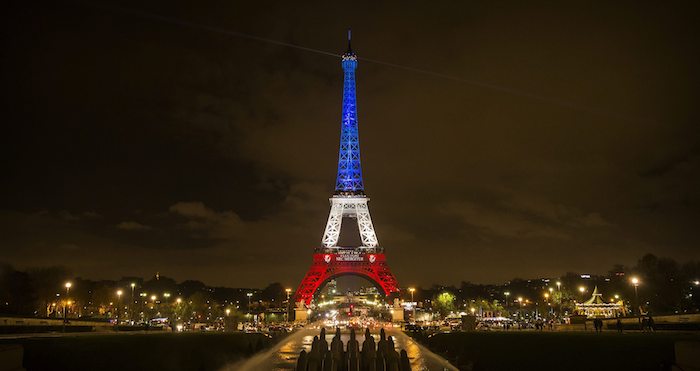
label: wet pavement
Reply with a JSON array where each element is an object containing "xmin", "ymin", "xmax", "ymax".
[{"xmin": 225, "ymin": 326, "xmax": 458, "ymax": 371}]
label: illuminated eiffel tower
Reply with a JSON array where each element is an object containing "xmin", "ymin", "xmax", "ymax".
[{"xmin": 294, "ymin": 31, "xmax": 400, "ymax": 305}]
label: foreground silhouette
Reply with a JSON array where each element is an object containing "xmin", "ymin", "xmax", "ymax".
[{"xmin": 296, "ymin": 327, "xmax": 411, "ymax": 371}]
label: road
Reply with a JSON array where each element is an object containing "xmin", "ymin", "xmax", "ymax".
[{"xmin": 224, "ymin": 326, "xmax": 458, "ymax": 371}]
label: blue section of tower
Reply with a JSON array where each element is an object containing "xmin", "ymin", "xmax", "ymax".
[{"xmin": 334, "ymin": 37, "xmax": 365, "ymax": 194}]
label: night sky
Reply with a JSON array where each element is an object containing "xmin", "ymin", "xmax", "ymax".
[{"xmin": 2, "ymin": 1, "xmax": 699, "ymax": 288}]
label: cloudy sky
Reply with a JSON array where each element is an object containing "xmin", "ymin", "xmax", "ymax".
[{"xmin": 2, "ymin": 0, "xmax": 698, "ymax": 288}]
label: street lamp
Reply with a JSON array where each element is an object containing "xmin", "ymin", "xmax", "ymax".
[
  {"xmin": 409, "ymin": 288, "xmax": 416, "ymax": 321},
  {"xmin": 504, "ymin": 292, "xmax": 510, "ymax": 308},
  {"xmin": 64, "ymin": 282, "xmax": 72, "ymax": 317},
  {"xmin": 63, "ymin": 282, "xmax": 72, "ymax": 319},
  {"xmin": 116, "ymin": 290, "xmax": 123, "ymax": 327},
  {"xmin": 246, "ymin": 293, "xmax": 253, "ymax": 310},
  {"xmin": 130, "ymin": 283, "xmax": 136, "ymax": 320},
  {"xmin": 630, "ymin": 277, "xmax": 640, "ymax": 316},
  {"xmin": 285, "ymin": 288, "xmax": 292, "ymax": 322},
  {"xmin": 556, "ymin": 281, "xmax": 561, "ymax": 291}
]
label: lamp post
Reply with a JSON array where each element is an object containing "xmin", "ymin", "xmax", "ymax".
[
  {"xmin": 116, "ymin": 290, "xmax": 123, "ymax": 329},
  {"xmin": 517, "ymin": 297, "xmax": 523, "ymax": 320},
  {"xmin": 408, "ymin": 288, "xmax": 416, "ymax": 322},
  {"xmin": 247, "ymin": 292, "xmax": 253, "ymax": 311},
  {"xmin": 151, "ymin": 295, "xmax": 157, "ymax": 321},
  {"xmin": 631, "ymin": 277, "xmax": 640, "ymax": 323},
  {"xmin": 63, "ymin": 282, "xmax": 72, "ymax": 321},
  {"xmin": 504, "ymin": 292, "xmax": 510, "ymax": 308},
  {"xmin": 130, "ymin": 283, "xmax": 136, "ymax": 320},
  {"xmin": 285, "ymin": 288, "xmax": 292, "ymax": 322}
]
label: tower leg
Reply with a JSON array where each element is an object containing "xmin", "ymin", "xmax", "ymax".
[
  {"xmin": 355, "ymin": 199, "xmax": 378, "ymax": 247},
  {"xmin": 321, "ymin": 200, "xmax": 344, "ymax": 248}
]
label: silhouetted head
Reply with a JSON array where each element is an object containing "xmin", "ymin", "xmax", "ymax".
[
  {"xmin": 336, "ymin": 327, "xmax": 341, "ymax": 337},
  {"xmin": 380, "ymin": 328, "xmax": 386, "ymax": 340},
  {"xmin": 350, "ymin": 328, "xmax": 356, "ymax": 339},
  {"xmin": 388, "ymin": 336, "xmax": 394, "ymax": 348},
  {"xmin": 320, "ymin": 327, "xmax": 326, "ymax": 337},
  {"xmin": 365, "ymin": 328, "xmax": 371, "ymax": 338}
]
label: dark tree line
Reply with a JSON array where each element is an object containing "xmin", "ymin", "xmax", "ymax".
[{"xmin": 0, "ymin": 262, "xmax": 287, "ymax": 318}]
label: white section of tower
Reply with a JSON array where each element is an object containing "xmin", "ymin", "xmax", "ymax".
[{"xmin": 321, "ymin": 196, "xmax": 379, "ymax": 248}]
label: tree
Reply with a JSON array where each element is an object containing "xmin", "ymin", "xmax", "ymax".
[{"xmin": 433, "ymin": 291, "xmax": 456, "ymax": 317}]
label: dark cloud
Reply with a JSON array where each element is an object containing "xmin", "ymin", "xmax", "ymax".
[{"xmin": 1, "ymin": 0, "xmax": 699, "ymax": 287}]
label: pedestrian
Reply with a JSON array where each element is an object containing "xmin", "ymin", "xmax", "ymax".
[
  {"xmin": 648, "ymin": 316, "xmax": 655, "ymax": 332},
  {"xmin": 616, "ymin": 318, "xmax": 623, "ymax": 333}
]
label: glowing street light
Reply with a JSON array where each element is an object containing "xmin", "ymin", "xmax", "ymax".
[
  {"xmin": 284, "ymin": 288, "xmax": 292, "ymax": 322},
  {"xmin": 64, "ymin": 282, "xmax": 72, "ymax": 297},
  {"xmin": 556, "ymin": 281, "xmax": 561, "ymax": 290},
  {"xmin": 630, "ymin": 276, "xmax": 640, "ymax": 316},
  {"xmin": 504, "ymin": 292, "xmax": 510, "ymax": 308},
  {"xmin": 116, "ymin": 290, "xmax": 123, "ymax": 325},
  {"xmin": 129, "ymin": 283, "xmax": 136, "ymax": 320},
  {"xmin": 247, "ymin": 292, "xmax": 253, "ymax": 310},
  {"xmin": 409, "ymin": 287, "xmax": 416, "ymax": 320}
]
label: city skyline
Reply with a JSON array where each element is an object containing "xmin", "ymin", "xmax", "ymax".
[{"xmin": 3, "ymin": 1, "xmax": 699, "ymax": 288}]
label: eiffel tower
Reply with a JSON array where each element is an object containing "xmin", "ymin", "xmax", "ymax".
[{"xmin": 294, "ymin": 31, "xmax": 400, "ymax": 305}]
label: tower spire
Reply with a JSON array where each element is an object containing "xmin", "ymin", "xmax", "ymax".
[{"xmin": 336, "ymin": 31, "xmax": 363, "ymax": 194}]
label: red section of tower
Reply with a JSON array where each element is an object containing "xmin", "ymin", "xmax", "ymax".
[{"xmin": 294, "ymin": 252, "xmax": 400, "ymax": 305}]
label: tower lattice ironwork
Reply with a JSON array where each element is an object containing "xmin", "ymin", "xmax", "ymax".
[{"xmin": 294, "ymin": 32, "xmax": 400, "ymax": 306}]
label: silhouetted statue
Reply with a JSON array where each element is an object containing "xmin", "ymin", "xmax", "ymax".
[
  {"xmin": 308, "ymin": 335, "xmax": 322, "ymax": 371},
  {"xmin": 399, "ymin": 349, "xmax": 411, "ymax": 371},
  {"xmin": 347, "ymin": 328, "xmax": 360, "ymax": 371},
  {"xmin": 361, "ymin": 328, "xmax": 377, "ymax": 371},
  {"xmin": 296, "ymin": 349, "xmax": 308, "ymax": 371},
  {"xmin": 320, "ymin": 328, "xmax": 329, "ymax": 357},
  {"xmin": 385, "ymin": 336, "xmax": 400, "ymax": 371},
  {"xmin": 323, "ymin": 350, "xmax": 333, "ymax": 371},
  {"xmin": 375, "ymin": 329, "xmax": 388, "ymax": 371},
  {"xmin": 331, "ymin": 327, "xmax": 344, "ymax": 370}
]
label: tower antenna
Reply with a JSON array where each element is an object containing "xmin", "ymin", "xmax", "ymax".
[{"xmin": 347, "ymin": 28, "xmax": 352, "ymax": 53}]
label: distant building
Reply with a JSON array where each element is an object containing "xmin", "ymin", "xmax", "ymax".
[{"xmin": 575, "ymin": 286, "xmax": 626, "ymax": 318}]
